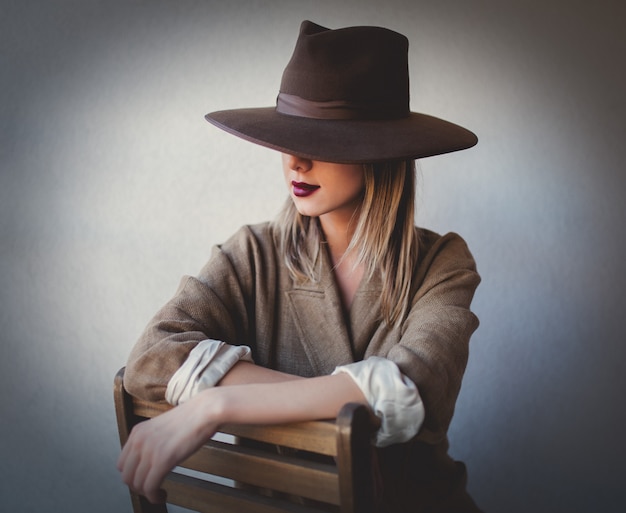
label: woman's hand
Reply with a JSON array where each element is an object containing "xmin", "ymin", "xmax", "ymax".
[
  {"xmin": 117, "ymin": 372, "xmax": 368, "ymax": 503},
  {"xmin": 116, "ymin": 389, "xmax": 221, "ymax": 503}
]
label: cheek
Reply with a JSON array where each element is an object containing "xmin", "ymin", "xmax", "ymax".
[{"xmin": 346, "ymin": 168, "xmax": 366, "ymax": 195}]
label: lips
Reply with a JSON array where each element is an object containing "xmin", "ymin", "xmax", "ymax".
[{"xmin": 292, "ymin": 181, "xmax": 320, "ymax": 197}]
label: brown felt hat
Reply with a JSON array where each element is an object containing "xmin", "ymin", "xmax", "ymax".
[{"xmin": 205, "ymin": 20, "xmax": 477, "ymax": 164}]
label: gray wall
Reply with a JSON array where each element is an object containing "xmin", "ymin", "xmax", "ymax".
[{"xmin": 1, "ymin": 1, "xmax": 624, "ymax": 511}]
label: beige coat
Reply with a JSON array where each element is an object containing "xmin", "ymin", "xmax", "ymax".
[{"xmin": 125, "ymin": 222, "xmax": 482, "ymax": 511}]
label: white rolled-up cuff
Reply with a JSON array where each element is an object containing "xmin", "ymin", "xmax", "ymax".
[
  {"xmin": 165, "ymin": 339, "xmax": 254, "ymax": 405},
  {"xmin": 332, "ymin": 356, "xmax": 425, "ymax": 447}
]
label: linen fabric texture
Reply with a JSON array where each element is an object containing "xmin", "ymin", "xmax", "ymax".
[
  {"xmin": 124, "ymin": 222, "xmax": 481, "ymax": 511},
  {"xmin": 126, "ymin": 222, "xmax": 479, "ymax": 444},
  {"xmin": 332, "ymin": 356, "xmax": 425, "ymax": 447},
  {"xmin": 166, "ymin": 338, "xmax": 425, "ymax": 447},
  {"xmin": 165, "ymin": 339, "xmax": 254, "ymax": 405}
]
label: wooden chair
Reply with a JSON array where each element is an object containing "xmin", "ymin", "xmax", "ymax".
[{"xmin": 114, "ymin": 367, "xmax": 380, "ymax": 513}]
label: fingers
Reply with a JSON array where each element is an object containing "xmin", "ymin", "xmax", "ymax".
[
  {"xmin": 117, "ymin": 425, "xmax": 168, "ymax": 504},
  {"xmin": 142, "ymin": 459, "xmax": 169, "ymax": 504},
  {"xmin": 116, "ymin": 392, "xmax": 221, "ymax": 504},
  {"xmin": 132, "ymin": 454, "xmax": 153, "ymax": 497}
]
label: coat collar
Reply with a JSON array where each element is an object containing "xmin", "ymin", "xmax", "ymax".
[{"xmin": 285, "ymin": 235, "xmax": 383, "ymax": 374}]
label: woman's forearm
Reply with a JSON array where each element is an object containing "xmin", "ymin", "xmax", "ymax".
[
  {"xmin": 118, "ymin": 371, "xmax": 368, "ymax": 503},
  {"xmin": 206, "ymin": 372, "xmax": 367, "ymax": 426},
  {"xmin": 216, "ymin": 360, "xmax": 305, "ymax": 386}
]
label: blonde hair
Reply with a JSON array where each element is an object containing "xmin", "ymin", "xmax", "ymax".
[{"xmin": 274, "ymin": 160, "xmax": 418, "ymax": 327}]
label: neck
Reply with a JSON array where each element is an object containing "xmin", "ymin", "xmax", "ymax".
[
  {"xmin": 319, "ymin": 213, "xmax": 364, "ymax": 312},
  {"xmin": 319, "ymin": 212, "xmax": 358, "ymax": 266}
]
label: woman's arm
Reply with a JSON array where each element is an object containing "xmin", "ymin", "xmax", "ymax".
[
  {"xmin": 117, "ymin": 372, "xmax": 366, "ymax": 504},
  {"xmin": 124, "ymin": 225, "xmax": 278, "ymax": 402},
  {"xmin": 385, "ymin": 231, "xmax": 481, "ymax": 443},
  {"xmin": 217, "ymin": 360, "xmax": 305, "ymax": 385}
]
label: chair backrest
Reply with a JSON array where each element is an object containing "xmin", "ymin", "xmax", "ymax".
[{"xmin": 114, "ymin": 367, "xmax": 379, "ymax": 513}]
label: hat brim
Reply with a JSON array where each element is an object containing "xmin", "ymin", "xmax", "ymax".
[{"xmin": 205, "ymin": 107, "xmax": 477, "ymax": 164}]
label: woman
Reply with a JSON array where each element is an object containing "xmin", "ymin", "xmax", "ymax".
[{"xmin": 118, "ymin": 20, "xmax": 482, "ymax": 512}]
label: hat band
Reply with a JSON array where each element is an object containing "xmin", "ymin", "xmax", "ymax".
[{"xmin": 276, "ymin": 92, "xmax": 408, "ymax": 120}]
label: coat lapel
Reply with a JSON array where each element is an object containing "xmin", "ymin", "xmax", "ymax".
[
  {"xmin": 286, "ymin": 240, "xmax": 354, "ymax": 375},
  {"xmin": 285, "ymin": 237, "xmax": 385, "ymax": 374},
  {"xmin": 349, "ymin": 270, "xmax": 384, "ymax": 360}
]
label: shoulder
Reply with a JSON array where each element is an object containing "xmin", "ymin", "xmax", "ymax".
[
  {"xmin": 217, "ymin": 222, "xmax": 280, "ymax": 254},
  {"xmin": 208, "ymin": 222, "xmax": 282, "ymax": 277},
  {"xmin": 415, "ymin": 227, "xmax": 472, "ymax": 252},
  {"xmin": 411, "ymin": 227, "xmax": 480, "ymax": 295},
  {"xmin": 194, "ymin": 222, "xmax": 283, "ymax": 289},
  {"xmin": 415, "ymin": 227, "xmax": 477, "ymax": 269}
]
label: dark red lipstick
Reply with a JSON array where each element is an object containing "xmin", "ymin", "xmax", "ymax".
[{"xmin": 292, "ymin": 181, "xmax": 320, "ymax": 197}]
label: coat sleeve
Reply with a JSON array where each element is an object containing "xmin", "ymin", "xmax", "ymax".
[
  {"xmin": 124, "ymin": 226, "xmax": 266, "ymax": 402},
  {"xmin": 385, "ymin": 231, "xmax": 481, "ymax": 444}
]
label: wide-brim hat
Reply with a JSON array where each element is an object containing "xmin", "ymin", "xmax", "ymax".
[{"xmin": 205, "ymin": 20, "xmax": 477, "ymax": 164}]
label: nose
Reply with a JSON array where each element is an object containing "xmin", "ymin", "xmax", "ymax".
[{"xmin": 285, "ymin": 154, "xmax": 313, "ymax": 172}]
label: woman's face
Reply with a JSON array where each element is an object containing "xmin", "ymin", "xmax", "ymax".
[{"xmin": 282, "ymin": 153, "xmax": 365, "ymax": 224}]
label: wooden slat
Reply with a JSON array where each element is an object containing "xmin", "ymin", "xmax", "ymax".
[
  {"xmin": 335, "ymin": 404, "xmax": 380, "ymax": 513},
  {"xmin": 163, "ymin": 472, "xmax": 328, "ymax": 513},
  {"xmin": 131, "ymin": 396, "xmax": 338, "ymax": 456},
  {"xmin": 221, "ymin": 421, "xmax": 337, "ymax": 456},
  {"xmin": 114, "ymin": 370, "xmax": 168, "ymax": 513},
  {"xmin": 115, "ymin": 368, "xmax": 379, "ymax": 513},
  {"xmin": 181, "ymin": 439, "xmax": 340, "ymax": 505}
]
